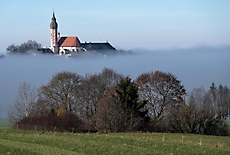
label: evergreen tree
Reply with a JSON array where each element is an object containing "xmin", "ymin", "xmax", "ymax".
[{"xmin": 116, "ymin": 77, "xmax": 148, "ymax": 131}]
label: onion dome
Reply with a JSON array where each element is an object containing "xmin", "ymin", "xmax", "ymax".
[{"xmin": 50, "ymin": 12, "xmax": 58, "ymax": 29}]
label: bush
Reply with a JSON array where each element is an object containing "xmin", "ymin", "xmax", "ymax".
[{"xmin": 14, "ymin": 114, "xmax": 95, "ymax": 133}]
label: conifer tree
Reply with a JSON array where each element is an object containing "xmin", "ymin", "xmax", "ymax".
[{"xmin": 116, "ymin": 77, "xmax": 148, "ymax": 131}]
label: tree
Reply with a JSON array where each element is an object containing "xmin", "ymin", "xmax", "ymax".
[
  {"xmin": 76, "ymin": 68, "xmax": 124, "ymax": 120},
  {"xmin": 8, "ymin": 82, "xmax": 37, "ymax": 123},
  {"xmin": 115, "ymin": 77, "xmax": 148, "ymax": 131},
  {"xmin": 77, "ymin": 73, "xmax": 105, "ymax": 120},
  {"xmin": 94, "ymin": 87, "xmax": 123, "ymax": 132},
  {"xmin": 209, "ymin": 82, "xmax": 217, "ymax": 113},
  {"xmin": 99, "ymin": 67, "xmax": 124, "ymax": 88},
  {"xmin": 190, "ymin": 86, "xmax": 206, "ymax": 108},
  {"xmin": 167, "ymin": 87, "xmax": 229, "ymax": 136},
  {"xmin": 95, "ymin": 77, "xmax": 148, "ymax": 132},
  {"xmin": 223, "ymin": 86, "xmax": 230, "ymax": 119},
  {"xmin": 135, "ymin": 71, "xmax": 186, "ymax": 125},
  {"xmin": 38, "ymin": 71, "xmax": 83, "ymax": 115},
  {"xmin": 6, "ymin": 40, "xmax": 42, "ymax": 54},
  {"xmin": 166, "ymin": 92, "xmax": 201, "ymax": 134},
  {"xmin": 29, "ymin": 97, "xmax": 51, "ymax": 117},
  {"xmin": 216, "ymin": 85, "xmax": 230, "ymax": 119}
]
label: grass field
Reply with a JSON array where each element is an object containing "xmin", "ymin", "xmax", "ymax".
[
  {"xmin": 0, "ymin": 129, "xmax": 229, "ymax": 155},
  {"xmin": 0, "ymin": 119, "xmax": 11, "ymax": 129}
]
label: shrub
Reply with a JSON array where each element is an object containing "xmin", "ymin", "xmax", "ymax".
[{"xmin": 14, "ymin": 114, "xmax": 94, "ymax": 133}]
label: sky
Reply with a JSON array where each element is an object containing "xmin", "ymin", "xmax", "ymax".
[{"xmin": 0, "ymin": 0, "xmax": 230, "ymax": 52}]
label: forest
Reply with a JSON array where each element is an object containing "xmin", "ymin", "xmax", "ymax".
[{"xmin": 8, "ymin": 68, "xmax": 230, "ymax": 136}]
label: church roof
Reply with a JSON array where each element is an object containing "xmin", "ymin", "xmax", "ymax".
[
  {"xmin": 37, "ymin": 48, "xmax": 53, "ymax": 54},
  {"xmin": 81, "ymin": 42, "xmax": 116, "ymax": 51},
  {"xmin": 57, "ymin": 37, "xmax": 81, "ymax": 47}
]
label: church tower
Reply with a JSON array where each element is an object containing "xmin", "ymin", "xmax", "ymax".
[{"xmin": 50, "ymin": 12, "xmax": 58, "ymax": 53}]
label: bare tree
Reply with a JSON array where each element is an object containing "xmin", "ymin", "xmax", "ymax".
[
  {"xmin": 223, "ymin": 86, "xmax": 230, "ymax": 119},
  {"xmin": 216, "ymin": 85, "xmax": 230, "ymax": 118},
  {"xmin": 77, "ymin": 73, "xmax": 105, "ymax": 120},
  {"xmin": 99, "ymin": 67, "xmax": 124, "ymax": 88},
  {"xmin": 166, "ymin": 94, "xmax": 200, "ymax": 133},
  {"xmin": 38, "ymin": 71, "xmax": 83, "ymax": 115},
  {"xmin": 167, "ymin": 87, "xmax": 229, "ymax": 136},
  {"xmin": 77, "ymin": 68, "xmax": 124, "ymax": 120},
  {"xmin": 8, "ymin": 82, "xmax": 37, "ymax": 123},
  {"xmin": 135, "ymin": 71, "xmax": 186, "ymax": 124},
  {"xmin": 29, "ymin": 98, "xmax": 51, "ymax": 117},
  {"xmin": 94, "ymin": 87, "xmax": 123, "ymax": 132},
  {"xmin": 190, "ymin": 86, "xmax": 206, "ymax": 108}
]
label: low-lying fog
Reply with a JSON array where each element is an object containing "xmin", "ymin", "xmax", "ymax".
[{"xmin": 1, "ymin": 46, "xmax": 230, "ymax": 118}]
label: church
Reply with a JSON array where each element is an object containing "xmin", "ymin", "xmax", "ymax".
[{"xmin": 38, "ymin": 12, "xmax": 116, "ymax": 56}]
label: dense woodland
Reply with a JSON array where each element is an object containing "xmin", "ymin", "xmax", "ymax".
[{"xmin": 8, "ymin": 68, "xmax": 230, "ymax": 136}]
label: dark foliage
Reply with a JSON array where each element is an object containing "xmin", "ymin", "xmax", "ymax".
[
  {"xmin": 15, "ymin": 114, "xmax": 94, "ymax": 133},
  {"xmin": 95, "ymin": 77, "xmax": 149, "ymax": 132},
  {"xmin": 6, "ymin": 40, "xmax": 42, "ymax": 54},
  {"xmin": 116, "ymin": 77, "xmax": 149, "ymax": 131}
]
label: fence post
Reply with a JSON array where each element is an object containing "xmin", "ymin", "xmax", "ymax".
[
  {"xmin": 88, "ymin": 129, "xmax": 90, "ymax": 135},
  {"xmin": 54, "ymin": 127, "xmax": 56, "ymax": 133}
]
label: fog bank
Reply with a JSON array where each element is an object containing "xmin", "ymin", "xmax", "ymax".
[{"xmin": 0, "ymin": 46, "xmax": 229, "ymax": 118}]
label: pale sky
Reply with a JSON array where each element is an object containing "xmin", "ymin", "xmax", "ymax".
[{"xmin": 0, "ymin": 0, "xmax": 230, "ymax": 53}]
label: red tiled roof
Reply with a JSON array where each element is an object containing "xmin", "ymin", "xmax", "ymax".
[{"xmin": 57, "ymin": 37, "xmax": 81, "ymax": 47}]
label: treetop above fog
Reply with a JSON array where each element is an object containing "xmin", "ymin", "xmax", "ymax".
[{"xmin": 6, "ymin": 40, "xmax": 42, "ymax": 54}]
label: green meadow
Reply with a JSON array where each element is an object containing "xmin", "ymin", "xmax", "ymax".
[
  {"xmin": 0, "ymin": 119, "xmax": 229, "ymax": 154},
  {"xmin": 0, "ymin": 129, "xmax": 229, "ymax": 155},
  {"xmin": 0, "ymin": 119, "xmax": 11, "ymax": 129}
]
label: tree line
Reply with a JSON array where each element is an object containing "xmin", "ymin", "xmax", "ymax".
[
  {"xmin": 6, "ymin": 40, "xmax": 42, "ymax": 54},
  {"xmin": 8, "ymin": 68, "xmax": 230, "ymax": 135}
]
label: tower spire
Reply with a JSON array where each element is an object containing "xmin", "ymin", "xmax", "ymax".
[
  {"xmin": 52, "ymin": 11, "xmax": 56, "ymax": 19},
  {"xmin": 50, "ymin": 11, "xmax": 58, "ymax": 53},
  {"xmin": 50, "ymin": 11, "xmax": 58, "ymax": 29}
]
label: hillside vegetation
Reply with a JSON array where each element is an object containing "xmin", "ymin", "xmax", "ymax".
[
  {"xmin": 0, "ymin": 129, "xmax": 229, "ymax": 155},
  {"xmin": 9, "ymin": 70, "xmax": 230, "ymax": 136}
]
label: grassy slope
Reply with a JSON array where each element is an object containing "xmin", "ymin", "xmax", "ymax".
[
  {"xmin": 0, "ymin": 119, "xmax": 11, "ymax": 129},
  {"xmin": 0, "ymin": 129, "xmax": 229, "ymax": 155}
]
